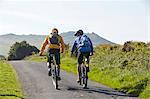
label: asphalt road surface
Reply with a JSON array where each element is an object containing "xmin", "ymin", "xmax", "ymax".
[{"xmin": 9, "ymin": 61, "xmax": 138, "ymax": 99}]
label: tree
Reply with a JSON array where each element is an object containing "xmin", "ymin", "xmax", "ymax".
[{"xmin": 8, "ymin": 41, "xmax": 39, "ymax": 60}]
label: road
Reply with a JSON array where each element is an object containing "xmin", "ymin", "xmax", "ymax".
[{"xmin": 9, "ymin": 61, "xmax": 138, "ymax": 99}]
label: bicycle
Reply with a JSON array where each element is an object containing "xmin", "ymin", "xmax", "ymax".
[
  {"xmin": 78, "ymin": 56, "xmax": 89, "ymax": 88},
  {"xmin": 50, "ymin": 54, "xmax": 59, "ymax": 89}
]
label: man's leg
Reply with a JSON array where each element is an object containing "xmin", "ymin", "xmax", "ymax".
[
  {"xmin": 47, "ymin": 50, "xmax": 52, "ymax": 76},
  {"xmin": 56, "ymin": 64, "xmax": 60, "ymax": 79},
  {"xmin": 85, "ymin": 52, "xmax": 90, "ymax": 72},
  {"xmin": 55, "ymin": 49, "xmax": 61, "ymax": 80},
  {"xmin": 77, "ymin": 52, "xmax": 83, "ymax": 82},
  {"xmin": 47, "ymin": 62, "xmax": 52, "ymax": 76},
  {"xmin": 77, "ymin": 63, "xmax": 81, "ymax": 82}
]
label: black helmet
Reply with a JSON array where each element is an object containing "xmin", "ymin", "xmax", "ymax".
[{"xmin": 74, "ymin": 29, "xmax": 83, "ymax": 36}]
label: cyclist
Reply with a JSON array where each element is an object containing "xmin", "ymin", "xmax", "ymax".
[
  {"xmin": 39, "ymin": 28, "xmax": 65, "ymax": 80},
  {"xmin": 71, "ymin": 29, "xmax": 93, "ymax": 83}
]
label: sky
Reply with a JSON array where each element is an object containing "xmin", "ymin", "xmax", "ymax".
[{"xmin": 0, "ymin": 0, "xmax": 149, "ymax": 44}]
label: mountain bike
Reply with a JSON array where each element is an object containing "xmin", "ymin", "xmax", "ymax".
[
  {"xmin": 79, "ymin": 56, "xmax": 89, "ymax": 88},
  {"xmin": 50, "ymin": 54, "xmax": 59, "ymax": 89}
]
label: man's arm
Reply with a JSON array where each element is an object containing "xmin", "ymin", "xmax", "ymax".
[
  {"xmin": 39, "ymin": 36, "xmax": 49, "ymax": 55},
  {"xmin": 71, "ymin": 40, "xmax": 77, "ymax": 54},
  {"xmin": 60, "ymin": 36, "xmax": 65, "ymax": 53}
]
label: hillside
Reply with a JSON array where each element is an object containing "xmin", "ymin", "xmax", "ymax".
[
  {"xmin": 61, "ymin": 31, "xmax": 114, "ymax": 45},
  {"xmin": 0, "ymin": 34, "xmax": 45, "ymax": 56},
  {"xmin": 0, "ymin": 32, "xmax": 114, "ymax": 56}
]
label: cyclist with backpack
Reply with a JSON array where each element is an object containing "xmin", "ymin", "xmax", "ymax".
[
  {"xmin": 39, "ymin": 28, "xmax": 65, "ymax": 80},
  {"xmin": 71, "ymin": 29, "xmax": 94, "ymax": 82}
]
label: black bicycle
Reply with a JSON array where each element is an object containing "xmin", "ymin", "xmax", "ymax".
[
  {"xmin": 50, "ymin": 54, "xmax": 59, "ymax": 89},
  {"xmin": 79, "ymin": 56, "xmax": 89, "ymax": 88}
]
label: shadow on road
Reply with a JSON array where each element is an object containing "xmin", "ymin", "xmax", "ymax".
[{"xmin": 66, "ymin": 86, "xmax": 138, "ymax": 98}]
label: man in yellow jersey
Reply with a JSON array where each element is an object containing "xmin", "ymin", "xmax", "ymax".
[{"xmin": 39, "ymin": 28, "xmax": 65, "ymax": 80}]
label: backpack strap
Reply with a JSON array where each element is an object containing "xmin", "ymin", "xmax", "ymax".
[
  {"xmin": 57, "ymin": 35, "xmax": 61, "ymax": 43},
  {"xmin": 78, "ymin": 36, "xmax": 82, "ymax": 44}
]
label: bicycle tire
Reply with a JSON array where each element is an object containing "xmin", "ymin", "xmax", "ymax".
[
  {"xmin": 51, "ymin": 54, "xmax": 58, "ymax": 89},
  {"xmin": 82, "ymin": 65, "xmax": 88, "ymax": 88},
  {"xmin": 52, "ymin": 66, "xmax": 58, "ymax": 89}
]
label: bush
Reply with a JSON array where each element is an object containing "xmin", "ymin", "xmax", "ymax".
[
  {"xmin": 8, "ymin": 41, "xmax": 39, "ymax": 60},
  {"xmin": 0, "ymin": 55, "xmax": 6, "ymax": 60}
]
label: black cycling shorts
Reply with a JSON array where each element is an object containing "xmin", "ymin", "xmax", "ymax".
[
  {"xmin": 77, "ymin": 52, "xmax": 90, "ymax": 64},
  {"xmin": 47, "ymin": 49, "xmax": 60, "ymax": 65}
]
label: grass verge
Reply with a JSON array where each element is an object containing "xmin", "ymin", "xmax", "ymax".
[{"xmin": 0, "ymin": 61, "xmax": 26, "ymax": 99}]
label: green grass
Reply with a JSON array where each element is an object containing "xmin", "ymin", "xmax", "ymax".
[
  {"xmin": 25, "ymin": 54, "xmax": 47, "ymax": 62},
  {"xmin": 25, "ymin": 52, "xmax": 77, "ymax": 74},
  {"xmin": 61, "ymin": 57, "xmax": 77, "ymax": 74},
  {"xmin": 26, "ymin": 42, "xmax": 150, "ymax": 99},
  {"xmin": 0, "ymin": 61, "xmax": 26, "ymax": 99},
  {"xmin": 140, "ymin": 85, "xmax": 150, "ymax": 98}
]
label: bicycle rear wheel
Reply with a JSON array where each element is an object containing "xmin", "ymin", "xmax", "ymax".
[
  {"xmin": 82, "ymin": 66, "xmax": 88, "ymax": 88},
  {"xmin": 52, "ymin": 66, "xmax": 58, "ymax": 89}
]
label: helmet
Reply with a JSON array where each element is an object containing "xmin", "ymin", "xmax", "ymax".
[{"xmin": 74, "ymin": 29, "xmax": 83, "ymax": 36}]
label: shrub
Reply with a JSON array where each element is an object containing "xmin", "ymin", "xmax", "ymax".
[{"xmin": 8, "ymin": 41, "xmax": 39, "ymax": 60}]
